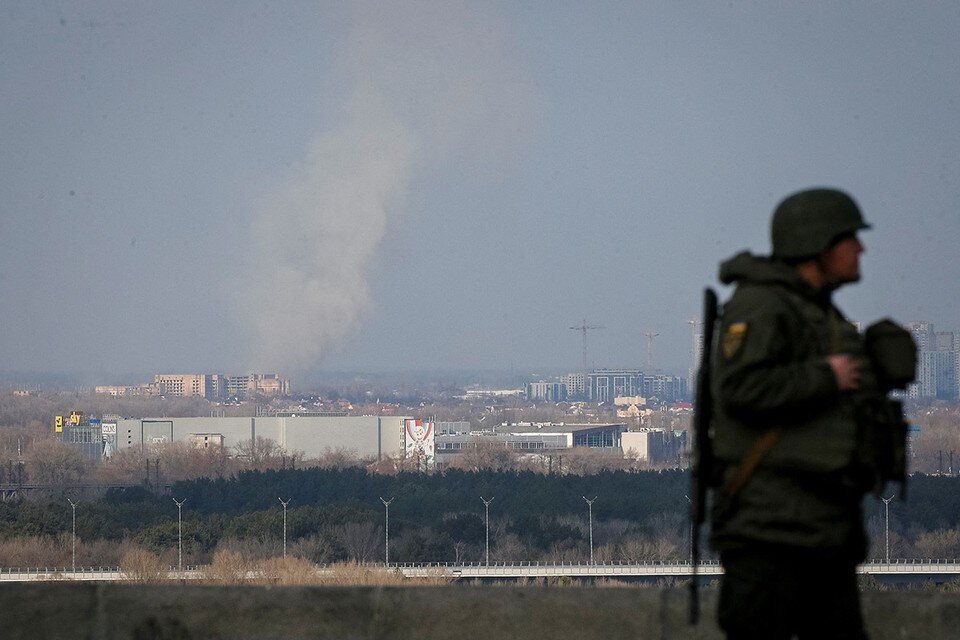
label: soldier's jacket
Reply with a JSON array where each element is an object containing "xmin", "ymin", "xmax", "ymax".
[{"xmin": 709, "ymin": 251, "xmax": 881, "ymax": 557}]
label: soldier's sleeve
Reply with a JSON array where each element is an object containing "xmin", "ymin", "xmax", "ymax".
[{"xmin": 716, "ymin": 293, "xmax": 838, "ymax": 421}]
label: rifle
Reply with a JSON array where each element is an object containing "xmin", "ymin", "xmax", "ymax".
[{"xmin": 689, "ymin": 288, "xmax": 718, "ymax": 625}]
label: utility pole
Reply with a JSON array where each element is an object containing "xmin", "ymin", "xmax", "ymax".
[
  {"xmin": 882, "ymin": 495, "xmax": 894, "ymax": 563},
  {"xmin": 67, "ymin": 498, "xmax": 78, "ymax": 572},
  {"xmin": 278, "ymin": 498, "xmax": 292, "ymax": 557},
  {"xmin": 380, "ymin": 497, "xmax": 394, "ymax": 566},
  {"xmin": 570, "ymin": 320, "xmax": 604, "ymax": 377},
  {"xmin": 173, "ymin": 498, "xmax": 186, "ymax": 573},
  {"xmin": 481, "ymin": 496, "xmax": 494, "ymax": 566},
  {"xmin": 583, "ymin": 496, "xmax": 596, "ymax": 565}
]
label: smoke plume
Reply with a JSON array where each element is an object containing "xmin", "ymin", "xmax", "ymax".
[{"xmin": 245, "ymin": 2, "xmax": 538, "ymax": 373}]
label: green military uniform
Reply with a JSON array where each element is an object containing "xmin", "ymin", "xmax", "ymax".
[
  {"xmin": 707, "ymin": 189, "xmax": 890, "ymax": 640},
  {"xmin": 710, "ymin": 251, "xmax": 876, "ymax": 555}
]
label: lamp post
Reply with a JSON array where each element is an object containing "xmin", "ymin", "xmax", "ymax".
[
  {"xmin": 278, "ymin": 498, "xmax": 291, "ymax": 557},
  {"xmin": 684, "ymin": 494, "xmax": 694, "ymax": 566},
  {"xmin": 173, "ymin": 498, "xmax": 186, "ymax": 573},
  {"xmin": 882, "ymin": 495, "xmax": 894, "ymax": 563},
  {"xmin": 380, "ymin": 497, "xmax": 394, "ymax": 566},
  {"xmin": 480, "ymin": 496, "xmax": 494, "ymax": 565},
  {"xmin": 583, "ymin": 496, "xmax": 597, "ymax": 565},
  {"xmin": 67, "ymin": 498, "xmax": 78, "ymax": 572}
]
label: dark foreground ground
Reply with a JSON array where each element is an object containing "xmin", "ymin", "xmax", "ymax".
[{"xmin": 2, "ymin": 584, "xmax": 959, "ymax": 639}]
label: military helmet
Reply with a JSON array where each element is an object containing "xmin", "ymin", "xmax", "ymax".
[{"xmin": 771, "ymin": 188, "xmax": 870, "ymax": 259}]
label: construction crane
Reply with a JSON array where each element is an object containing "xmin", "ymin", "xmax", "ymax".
[
  {"xmin": 643, "ymin": 329, "xmax": 660, "ymax": 371},
  {"xmin": 570, "ymin": 320, "xmax": 603, "ymax": 374}
]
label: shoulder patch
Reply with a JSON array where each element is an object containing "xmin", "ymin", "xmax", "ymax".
[{"xmin": 722, "ymin": 322, "xmax": 748, "ymax": 359}]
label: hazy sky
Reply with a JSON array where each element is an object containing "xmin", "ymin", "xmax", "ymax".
[{"xmin": 2, "ymin": 1, "xmax": 959, "ymax": 382}]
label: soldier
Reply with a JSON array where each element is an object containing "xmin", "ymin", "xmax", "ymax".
[{"xmin": 709, "ymin": 188, "xmax": 901, "ymax": 640}]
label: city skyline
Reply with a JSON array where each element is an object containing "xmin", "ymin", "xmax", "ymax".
[{"xmin": 3, "ymin": 3, "xmax": 959, "ymax": 377}]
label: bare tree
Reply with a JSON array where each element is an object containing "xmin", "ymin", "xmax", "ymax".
[
  {"xmin": 313, "ymin": 447, "xmax": 360, "ymax": 470},
  {"xmin": 447, "ymin": 439, "xmax": 518, "ymax": 472},
  {"xmin": 560, "ymin": 447, "xmax": 626, "ymax": 475},
  {"xmin": 120, "ymin": 547, "xmax": 166, "ymax": 583},
  {"xmin": 23, "ymin": 438, "xmax": 86, "ymax": 489},
  {"xmin": 338, "ymin": 522, "xmax": 382, "ymax": 562},
  {"xmin": 912, "ymin": 528, "xmax": 960, "ymax": 559},
  {"xmin": 234, "ymin": 436, "xmax": 284, "ymax": 470}
]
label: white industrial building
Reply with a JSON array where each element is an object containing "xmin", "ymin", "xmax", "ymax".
[
  {"xmin": 621, "ymin": 428, "xmax": 687, "ymax": 464},
  {"xmin": 110, "ymin": 415, "xmax": 414, "ymax": 460}
]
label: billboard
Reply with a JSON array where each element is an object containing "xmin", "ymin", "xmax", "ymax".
[{"xmin": 404, "ymin": 419, "xmax": 435, "ymax": 469}]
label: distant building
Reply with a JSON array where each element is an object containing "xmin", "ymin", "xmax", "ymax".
[
  {"xmin": 588, "ymin": 369, "xmax": 643, "ymax": 402},
  {"xmin": 435, "ymin": 422, "xmax": 627, "ymax": 463},
  {"xmin": 436, "ymin": 421, "xmax": 471, "ymax": 435},
  {"xmin": 188, "ymin": 433, "xmax": 225, "ymax": 449},
  {"xmin": 622, "ymin": 428, "xmax": 686, "ymax": 464},
  {"xmin": 153, "ymin": 373, "xmax": 290, "ymax": 400},
  {"xmin": 526, "ymin": 381, "xmax": 567, "ymax": 402},
  {"xmin": 155, "ymin": 374, "xmax": 211, "ymax": 398},
  {"xmin": 688, "ymin": 331, "xmax": 704, "ymax": 400},
  {"xmin": 227, "ymin": 374, "xmax": 290, "ymax": 399},
  {"xmin": 561, "ymin": 373, "xmax": 586, "ymax": 398},
  {"xmin": 640, "ymin": 374, "xmax": 686, "ymax": 403},
  {"xmin": 56, "ymin": 418, "xmax": 106, "ymax": 463},
  {"xmin": 614, "ymin": 396, "xmax": 647, "ymax": 419},
  {"xmin": 112, "ymin": 415, "xmax": 412, "ymax": 460},
  {"xmin": 94, "ymin": 385, "xmax": 136, "ymax": 396},
  {"xmin": 906, "ymin": 322, "xmax": 958, "ymax": 401}
]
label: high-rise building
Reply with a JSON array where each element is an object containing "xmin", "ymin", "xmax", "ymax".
[
  {"xmin": 907, "ymin": 322, "xmax": 934, "ymax": 352},
  {"xmin": 641, "ymin": 374, "xmax": 687, "ymax": 402},
  {"xmin": 561, "ymin": 373, "xmax": 585, "ymax": 398},
  {"xmin": 526, "ymin": 381, "xmax": 567, "ymax": 402},
  {"xmin": 905, "ymin": 323, "xmax": 958, "ymax": 401},
  {"xmin": 688, "ymin": 331, "xmax": 704, "ymax": 399},
  {"xmin": 155, "ymin": 373, "xmax": 289, "ymax": 400},
  {"xmin": 155, "ymin": 374, "xmax": 208, "ymax": 398},
  {"xmin": 588, "ymin": 369, "xmax": 643, "ymax": 403},
  {"xmin": 227, "ymin": 373, "xmax": 291, "ymax": 399}
]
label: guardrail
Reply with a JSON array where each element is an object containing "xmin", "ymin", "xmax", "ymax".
[
  {"xmin": 0, "ymin": 566, "xmax": 202, "ymax": 582},
  {"xmin": 4, "ymin": 559, "xmax": 960, "ymax": 583}
]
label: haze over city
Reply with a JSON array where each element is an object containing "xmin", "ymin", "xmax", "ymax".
[{"xmin": 2, "ymin": 2, "xmax": 959, "ymax": 383}]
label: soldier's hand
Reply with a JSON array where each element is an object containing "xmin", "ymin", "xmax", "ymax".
[{"xmin": 828, "ymin": 354, "xmax": 862, "ymax": 391}]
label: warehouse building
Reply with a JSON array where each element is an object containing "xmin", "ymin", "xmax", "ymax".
[
  {"xmin": 434, "ymin": 423, "xmax": 627, "ymax": 463},
  {"xmin": 110, "ymin": 415, "xmax": 414, "ymax": 461}
]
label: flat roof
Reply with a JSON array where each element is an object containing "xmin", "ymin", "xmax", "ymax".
[{"xmin": 492, "ymin": 423, "xmax": 625, "ymax": 434}]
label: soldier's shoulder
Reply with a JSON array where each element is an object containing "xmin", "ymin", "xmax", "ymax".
[{"xmin": 723, "ymin": 282, "xmax": 793, "ymax": 317}]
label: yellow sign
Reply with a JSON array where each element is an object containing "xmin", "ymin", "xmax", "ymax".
[
  {"xmin": 55, "ymin": 415, "xmax": 63, "ymax": 432},
  {"xmin": 69, "ymin": 411, "xmax": 82, "ymax": 425}
]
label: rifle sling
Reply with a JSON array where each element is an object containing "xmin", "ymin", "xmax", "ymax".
[{"xmin": 721, "ymin": 427, "xmax": 782, "ymax": 497}]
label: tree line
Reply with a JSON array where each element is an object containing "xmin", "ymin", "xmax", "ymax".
[{"xmin": 1, "ymin": 467, "xmax": 959, "ymax": 567}]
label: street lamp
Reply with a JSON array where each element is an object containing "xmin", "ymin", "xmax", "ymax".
[
  {"xmin": 480, "ymin": 496, "xmax": 494, "ymax": 565},
  {"xmin": 173, "ymin": 498, "xmax": 186, "ymax": 573},
  {"xmin": 380, "ymin": 497, "xmax": 394, "ymax": 566},
  {"xmin": 882, "ymin": 495, "xmax": 894, "ymax": 563},
  {"xmin": 583, "ymin": 496, "xmax": 597, "ymax": 565},
  {"xmin": 278, "ymin": 498, "xmax": 292, "ymax": 557},
  {"xmin": 684, "ymin": 494, "xmax": 694, "ymax": 566},
  {"xmin": 67, "ymin": 498, "xmax": 78, "ymax": 572}
]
